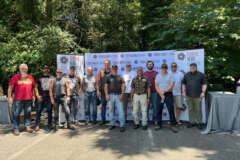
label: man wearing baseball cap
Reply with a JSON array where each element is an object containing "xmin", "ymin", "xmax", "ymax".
[
  {"xmin": 34, "ymin": 65, "xmax": 54, "ymax": 132},
  {"xmin": 182, "ymin": 63, "xmax": 207, "ymax": 129},
  {"xmin": 104, "ymin": 65, "xmax": 126, "ymax": 132}
]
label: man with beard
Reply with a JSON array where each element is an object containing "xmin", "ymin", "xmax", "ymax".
[
  {"xmin": 97, "ymin": 60, "xmax": 111, "ymax": 125},
  {"xmin": 143, "ymin": 61, "xmax": 158, "ymax": 124},
  {"xmin": 34, "ymin": 65, "xmax": 54, "ymax": 132},
  {"xmin": 68, "ymin": 66, "xmax": 81, "ymax": 124},
  {"xmin": 49, "ymin": 68, "xmax": 74, "ymax": 131},
  {"xmin": 8, "ymin": 64, "xmax": 36, "ymax": 136}
]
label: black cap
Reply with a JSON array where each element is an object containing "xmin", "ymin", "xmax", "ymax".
[
  {"xmin": 42, "ymin": 65, "xmax": 49, "ymax": 69},
  {"xmin": 190, "ymin": 63, "xmax": 197, "ymax": 67},
  {"xmin": 112, "ymin": 65, "xmax": 118, "ymax": 69}
]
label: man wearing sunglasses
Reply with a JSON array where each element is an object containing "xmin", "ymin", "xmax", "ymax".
[
  {"xmin": 49, "ymin": 68, "xmax": 74, "ymax": 131},
  {"xmin": 155, "ymin": 64, "xmax": 178, "ymax": 133}
]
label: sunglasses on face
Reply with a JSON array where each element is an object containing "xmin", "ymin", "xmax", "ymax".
[
  {"xmin": 161, "ymin": 67, "xmax": 167, "ymax": 69},
  {"xmin": 56, "ymin": 72, "xmax": 62, "ymax": 74}
]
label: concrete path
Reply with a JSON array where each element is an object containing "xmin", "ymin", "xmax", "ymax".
[{"xmin": 1, "ymin": 123, "xmax": 240, "ymax": 160}]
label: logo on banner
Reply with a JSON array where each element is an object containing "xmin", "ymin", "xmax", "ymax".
[
  {"xmin": 94, "ymin": 67, "xmax": 98, "ymax": 72},
  {"xmin": 120, "ymin": 54, "xmax": 124, "ymax": 58},
  {"xmin": 134, "ymin": 60, "xmax": 138, "ymax": 64},
  {"xmin": 93, "ymin": 55, "xmax": 97, "ymax": 59},
  {"xmin": 177, "ymin": 53, "xmax": 186, "ymax": 60},
  {"xmin": 148, "ymin": 53, "xmax": 152, "ymax": 57},
  {"xmin": 60, "ymin": 56, "xmax": 68, "ymax": 64},
  {"xmin": 121, "ymin": 67, "xmax": 125, "ymax": 71}
]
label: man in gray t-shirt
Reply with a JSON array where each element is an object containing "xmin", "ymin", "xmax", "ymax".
[
  {"xmin": 82, "ymin": 67, "xmax": 97, "ymax": 124},
  {"xmin": 155, "ymin": 64, "xmax": 177, "ymax": 133}
]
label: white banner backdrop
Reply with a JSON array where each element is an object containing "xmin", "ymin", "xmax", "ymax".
[
  {"xmin": 84, "ymin": 49, "xmax": 206, "ymax": 123},
  {"xmin": 57, "ymin": 49, "xmax": 206, "ymax": 123}
]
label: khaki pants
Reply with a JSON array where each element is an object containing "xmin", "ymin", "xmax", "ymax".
[
  {"xmin": 186, "ymin": 97, "xmax": 202, "ymax": 124},
  {"xmin": 132, "ymin": 94, "xmax": 148, "ymax": 126}
]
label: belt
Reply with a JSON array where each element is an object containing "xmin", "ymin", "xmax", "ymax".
[{"xmin": 135, "ymin": 93, "xmax": 146, "ymax": 95}]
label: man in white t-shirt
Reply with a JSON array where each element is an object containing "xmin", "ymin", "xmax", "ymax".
[
  {"xmin": 171, "ymin": 63, "xmax": 184, "ymax": 124},
  {"xmin": 122, "ymin": 62, "xmax": 136, "ymax": 121}
]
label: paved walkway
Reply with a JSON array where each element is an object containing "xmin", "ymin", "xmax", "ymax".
[{"xmin": 1, "ymin": 123, "xmax": 240, "ymax": 160}]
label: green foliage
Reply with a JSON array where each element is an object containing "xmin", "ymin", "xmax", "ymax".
[
  {"xmin": 142, "ymin": 0, "xmax": 240, "ymax": 91},
  {"xmin": 0, "ymin": 25, "xmax": 81, "ymax": 91}
]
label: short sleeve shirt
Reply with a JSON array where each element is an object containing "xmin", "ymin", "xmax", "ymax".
[
  {"xmin": 105, "ymin": 75, "xmax": 124, "ymax": 94},
  {"xmin": 82, "ymin": 75, "xmax": 97, "ymax": 92},
  {"xmin": 155, "ymin": 73, "xmax": 175, "ymax": 91},
  {"xmin": 171, "ymin": 71, "xmax": 184, "ymax": 96},
  {"xmin": 36, "ymin": 75, "xmax": 53, "ymax": 97},
  {"xmin": 122, "ymin": 71, "xmax": 136, "ymax": 93},
  {"xmin": 131, "ymin": 76, "xmax": 150, "ymax": 94},
  {"xmin": 9, "ymin": 74, "xmax": 35, "ymax": 100},
  {"xmin": 182, "ymin": 71, "xmax": 207, "ymax": 97},
  {"xmin": 68, "ymin": 75, "xmax": 81, "ymax": 96},
  {"xmin": 143, "ymin": 71, "xmax": 158, "ymax": 92}
]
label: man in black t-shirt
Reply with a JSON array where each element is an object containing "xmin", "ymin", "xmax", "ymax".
[
  {"xmin": 104, "ymin": 65, "xmax": 126, "ymax": 132},
  {"xmin": 34, "ymin": 65, "xmax": 54, "ymax": 132}
]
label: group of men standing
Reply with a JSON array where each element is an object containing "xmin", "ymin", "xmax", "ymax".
[{"xmin": 8, "ymin": 59, "xmax": 207, "ymax": 136}]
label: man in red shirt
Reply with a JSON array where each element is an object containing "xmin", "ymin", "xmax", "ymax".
[{"xmin": 8, "ymin": 64, "xmax": 36, "ymax": 136}]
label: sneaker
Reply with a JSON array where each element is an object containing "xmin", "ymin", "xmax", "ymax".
[
  {"xmin": 120, "ymin": 127, "xmax": 125, "ymax": 132},
  {"xmin": 13, "ymin": 129, "xmax": 20, "ymax": 136},
  {"xmin": 142, "ymin": 126, "xmax": 148, "ymax": 130},
  {"xmin": 109, "ymin": 126, "xmax": 116, "ymax": 130},
  {"xmin": 155, "ymin": 125, "xmax": 162, "ymax": 131},
  {"xmin": 67, "ymin": 124, "xmax": 75, "ymax": 130},
  {"xmin": 25, "ymin": 127, "xmax": 33, "ymax": 133},
  {"xmin": 133, "ymin": 124, "xmax": 139, "ymax": 129},
  {"xmin": 170, "ymin": 126, "xmax": 178, "ymax": 133},
  {"xmin": 34, "ymin": 125, "xmax": 40, "ymax": 132}
]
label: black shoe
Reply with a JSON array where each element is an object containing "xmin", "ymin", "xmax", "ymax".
[
  {"xmin": 92, "ymin": 121, "xmax": 97, "ymax": 125},
  {"xmin": 142, "ymin": 126, "xmax": 148, "ymax": 130},
  {"xmin": 170, "ymin": 126, "xmax": 178, "ymax": 133},
  {"xmin": 54, "ymin": 125, "xmax": 58, "ymax": 132},
  {"xmin": 133, "ymin": 124, "xmax": 140, "ymax": 129},
  {"xmin": 47, "ymin": 125, "xmax": 53, "ymax": 132},
  {"xmin": 99, "ymin": 121, "xmax": 106, "ymax": 126},
  {"xmin": 109, "ymin": 126, "xmax": 116, "ymax": 130},
  {"xmin": 155, "ymin": 125, "xmax": 162, "ymax": 131},
  {"xmin": 197, "ymin": 124, "xmax": 203, "ymax": 130},
  {"xmin": 120, "ymin": 127, "xmax": 125, "ymax": 132},
  {"xmin": 67, "ymin": 124, "xmax": 75, "ymax": 130},
  {"xmin": 187, "ymin": 123, "xmax": 194, "ymax": 128}
]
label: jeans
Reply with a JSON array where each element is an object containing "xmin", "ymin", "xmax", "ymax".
[
  {"xmin": 13, "ymin": 100, "xmax": 32, "ymax": 129},
  {"xmin": 147, "ymin": 92, "xmax": 158, "ymax": 122},
  {"xmin": 109, "ymin": 94, "xmax": 125, "ymax": 127},
  {"xmin": 101, "ymin": 90, "xmax": 107, "ymax": 122},
  {"xmin": 69, "ymin": 95, "xmax": 79, "ymax": 123},
  {"xmin": 84, "ymin": 91, "xmax": 97, "ymax": 122},
  {"xmin": 35, "ymin": 96, "xmax": 52, "ymax": 126},
  {"xmin": 156, "ymin": 92, "xmax": 177, "ymax": 126},
  {"xmin": 53, "ymin": 96, "xmax": 71, "ymax": 126}
]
